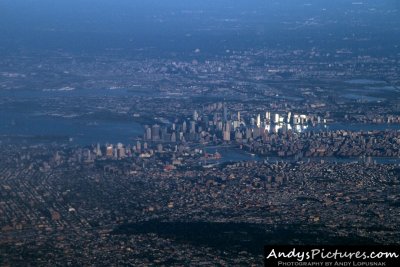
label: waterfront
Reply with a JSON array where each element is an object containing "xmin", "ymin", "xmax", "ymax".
[
  {"xmin": 1, "ymin": 103, "xmax": 399, "ymax": 146},
  {"xmin": 0, "ymin": 110, "xmax": 144, "ymax": 145},
  {"xmin": 203, "ymin": 146, "xmax": 400, "ymax": 165}
]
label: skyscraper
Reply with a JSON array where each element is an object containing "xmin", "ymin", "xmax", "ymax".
[
  {"xmin": 190, "ymin": 121, "xmax": 196, "ymax": 134},
  {"xmin": 223, "ymin": 103, "xmax": 228, "ymax": 122},
  {"xmin": 117, "ymin": 143, "xmax": 125, "ymax": 158},
  {"xmin": 266, "ymin": 111, "xmax": 271, "ymax": 122},
  {"xmin": 274, "ymin": 114, "xmax": 280, "ymax": 124},
  {"xmin": 151, "ymin": 124, "xmax": 160, "ymax": 141},
  {"xmin": 96, "ymin": 143, "xmax": 102, "ymax": 156},
  {"xmin": 171, "ymin": 132, "xmax": 176, "ymax": 142},
  {"xmin": 193, "ymin": 110, "xmax": 199, "ymax": 121},
  {"xmin": 106, "ymin": 145, "xmax": 113, "ymax": 157},
  {"xmin": 293, "ymin": 114, "xmax": 300, "ymax": 124},
  {"xmin": 223, "ymin": 121, "xmax": 231, "ymax": 141},
  {"xmin": 287, "ymin": 112, "xmax": 292, "ymax": 124},
  {"xmin": 146, "ymin": 127, "xmax": 152, "ymax": 141},
  {"xmin": 182, "ymin": 121, "xmax": 187, "ymax": 133}
]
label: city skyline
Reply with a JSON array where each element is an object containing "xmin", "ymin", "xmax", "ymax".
[{"xmin": 1, "ymin": 1, "xmax": 400, "ymax": 266}]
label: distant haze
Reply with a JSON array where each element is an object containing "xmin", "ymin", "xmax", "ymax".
[{"xmin": 0, "ymin": 0, "xmax": 399, "ymax": 55}]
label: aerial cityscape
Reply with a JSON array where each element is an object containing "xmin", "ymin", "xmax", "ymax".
[{"xmin": 0, "ymin": 0, "xmax": 400, "ymax": 266}]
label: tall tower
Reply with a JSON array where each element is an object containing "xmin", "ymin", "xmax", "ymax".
[
  {"xmin": 106, "ymin": 145, "xmax": 113, "ymax": 157},
  {"xmin": 274, "ymin": 114, "xmax": 280, "ymax": 124},
  {"xmin": 223, "ymin": 103, "xmax": 228, "ymax": 122},
  {"xmin": 193, "ymin": 110, "xmax": 199, "ymax": 121},
  {"xmin": 117, "ymin": 143, "xmax": 125, "ymax": 158},
  {"xmin": 96, "ymin": 143, "xmax": 102, "ymax": 156},
  {"xmin": 182, "ymin": 121, "xmax": 187, "ymax": 133},
  {"xmin": 223, "ymin": 121, "xmax": 231, "ymax": 141},
  {"xmin": 190, "ymin": 121, "xmax": 196, "ymax": 134},
  {"xmin": 171, "ymin": 132, "xmax": 176, "ymax": 142},
  {"xmin": 146, "ymin": 127, "xmax": 152, "ymax": 141},
  {"xmin": 151, "ymin": 124, "xmax": 160, "ymax": 141},
  {"xmin": 266, "ymin": 112, "xmax": 271, "ymax": 122}
]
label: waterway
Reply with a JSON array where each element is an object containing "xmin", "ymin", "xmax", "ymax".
[
  {"xmin": 1, "ymin": 88, "xmax": 399, "ymax": 147},
  {"xmin": 202, "ymin": 146, "xmax": 400, "ymax": 165}
]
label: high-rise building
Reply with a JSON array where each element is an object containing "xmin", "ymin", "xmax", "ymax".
[
  {"xmin": 171, "ymin": 132, "xmax": 176, "ymax": 142},
  {"xmin": 146, "ymin": 127, "xmax": 152, "ymax": 141},
  {"xmin": 96, "ymin": 143, "xmax": 102, "ymax": 156},
  {"xmin": 265, "ymin": 112, "xmax": 271, "ymax": 122},
  {"xmin": 300, "ymin": 115, "xmax": 307, "ymax": 124},
  {"xmin": 190, "ymin": 121, "xmax": 196, "ymax": 134},
  {"xmin": 151, "ymin": 124, "xmax": 160, "ymax": 141},
  {"xmin": 217, "ymin": 121, "xmax": 223, "ymax": 131},
  {"xmin": 161, "ymin": 127, "xmax": 168, "ymax": 142},
  {"xmin": 226, "ymin": 121, "xmax": 231, "ymax": 132},
  {"xmin": 106, "ymin": 145, "xmax": 113, "ymax": 157},
  {"xmin": 182, "ymin": 121, "xmax": 187, "ymax": 133},
  {"xmin": 86, "ymin": 149, "xmax": 92, "ymax": 162},
  {"xmin": 193, "ymin": 110, "xmax": 199, "ymax": 121},
  {"xmin": 257, "ymin": 114, "xmax": 261, "ymax": 128},
  {"xmin": 293, "ymin": 114, "xmax": 300, "ymax": 124},
  {"xmin": 117, "ymin": 145, "xmax": 125, "ymax": 158},
  {"xmin": 223, "ymin": 103, "xmax": 228, "ymax": 121},
  {"xmin": 223, "ymin": 121, "xmax": 231, "ymax": 141},
  {"xmin": 274, "ymin": 114, "xmax": 280, "ymax": 124},
  {"xmin": 265, "ymin": 124, "xmax": 271, "ymax": 133},
  {"xmin": 233, "ymin": 120, "xmax": 240, "ymax": 129},
  {"xmin": 223, "ymin": 130, "xmax": 230, "ymax": 141}
]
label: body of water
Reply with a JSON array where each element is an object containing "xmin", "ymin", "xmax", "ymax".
[
  {"xmin": 342, "ymin": 93, "xmax": 384, "ymax": 102},
  {"xmin": 345, "ymin": 79, "xmax": 386, "ymax": 85},
  {"xmin": 202, "ymin": 146, "xmax": 400, "ymax": 165},
  {"xmin": 263, "ymin": 122, "xmax": 400, "ymax": 133},
  {"xmin": 1, "ymin": 89, "xmax": 400, "ymax": 147},
  {"xmin": 0, "ymin": 110, "xmax": 143, "ymax": 145}
]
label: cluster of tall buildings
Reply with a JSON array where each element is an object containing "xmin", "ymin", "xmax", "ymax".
[
  {"xmin": 143, "ymin": 103, "xmax": 326, "ymax": 144},
  {"xmin": 81, "ymin": 141, "xmax": 160, "ymax": 161}
]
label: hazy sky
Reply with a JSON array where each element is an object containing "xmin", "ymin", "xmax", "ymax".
[{"xmin": 0, "ymin": 0, "xmax": 399, "ymax": 55}]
